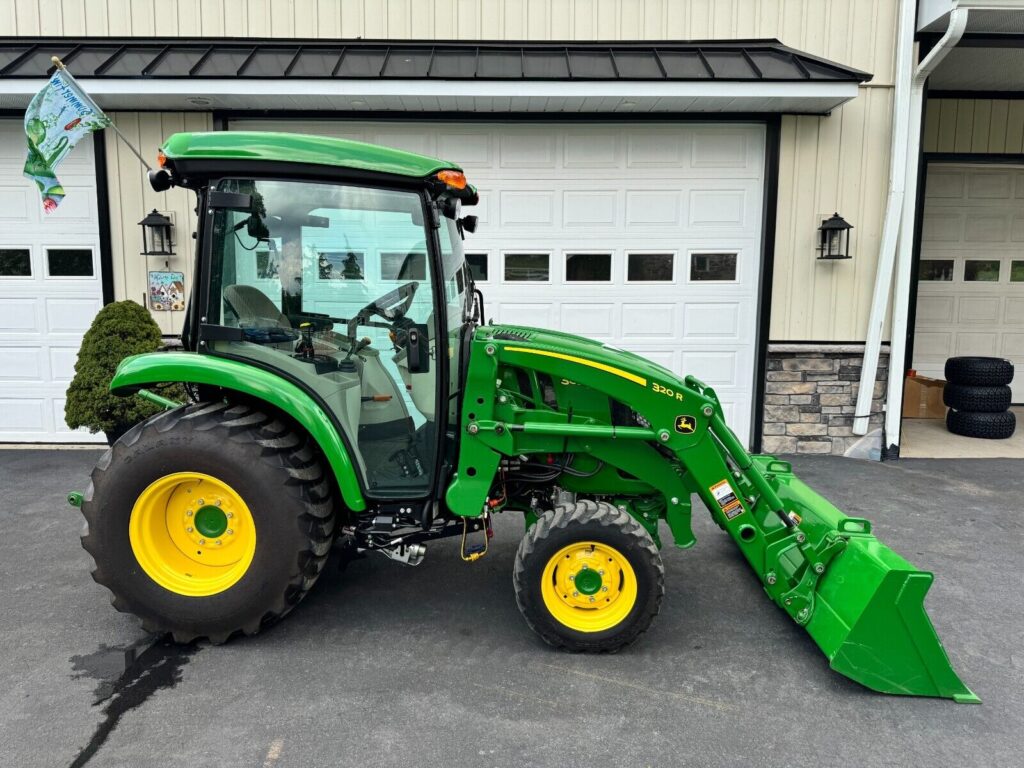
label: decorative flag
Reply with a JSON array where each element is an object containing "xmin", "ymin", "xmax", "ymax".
[{"xmin": 23, "ymin": 65, "xmax": 111, "ymax": 213}]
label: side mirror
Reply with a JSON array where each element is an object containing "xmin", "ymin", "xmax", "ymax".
[
  {"xmin": 246, "ymin": 215, "xmax": 269, "ymax": 240},
  {"xmin": 458, "ymin": 215, "xmax": 478, "ymax": 235},
  {"xmin": 406, "ymin": 323, "xmax": 430, "ymax": 374}
]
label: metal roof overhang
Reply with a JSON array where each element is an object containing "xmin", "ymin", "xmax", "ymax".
[{"xmin": 0, "ymin": 38, "xmax": 870, "ymax": 115}]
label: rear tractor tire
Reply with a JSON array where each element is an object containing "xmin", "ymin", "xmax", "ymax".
[
  {"xmin": 80, "ymin": 401, "xmax": 337, "ymax": 643},
  {"xmin": 513, "ymin": 500, "xmax": 664, "ymax": 652}
]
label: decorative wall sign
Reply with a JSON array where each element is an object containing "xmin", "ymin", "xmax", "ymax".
[{"xmin": 148, "ymin": 271, "xmax": 185, "ymax": 311}]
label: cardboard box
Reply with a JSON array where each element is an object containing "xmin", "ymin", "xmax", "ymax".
[{"xmin": 903, "ymin": 375, "xmax": 947, "ymax": 419}]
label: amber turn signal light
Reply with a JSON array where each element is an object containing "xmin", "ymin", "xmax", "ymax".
[{"xmin": 436, "ymin": 169, "xmax": 467, "ymax": 189}]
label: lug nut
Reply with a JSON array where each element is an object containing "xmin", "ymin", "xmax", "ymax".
[
  {"xmin": 602, "ymin": 586, "xmax": 608, "ymax": 592},
  {"xmin": 186, "ymin": 510, "xmax": 193, "ymax": 517},
  {"xmin": 226, "ymin": 512, "xmax": 233, "ymax": 519},
  {"xmin": 568, "ymin": 574, "xmax": 575, "ymax": 581},
  {"xmin": 589, "ymin": 597, "xmax": 596, "ymax": 603},
  {"xmin": 186, "ymin": 526, "xmax": 193, "ymax": 532},
  {"xmin": 215, "ymin": 540, "xmax": 222, "ymax": 545},
  {"xmin": 598, "ymin": 569, "xmax": 604, "ymax": 575},
  {"xmin": 197, "ymin": 499, "xmax": 204, "ymax": 505},
  {"xmin": 226, "ymin": 529, "xmax": 234, "ymax": 535},
  {"xmin": 572, "ymin": 591, "xmax": 579, "ymax": 598},
  {"xmin": 215, "ymin": 500, "xmax": 222, "ymax": 507},
  {"xmin": 581, "ymin": 564, "xmax": 588, "ymax": 570},
  {"xmin": 198, "ymin": 539, "xmax": 205, "ymax": 545}
]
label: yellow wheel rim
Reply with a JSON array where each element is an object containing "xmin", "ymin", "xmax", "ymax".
[
  {"xmin": 129, "ymin": 472, "xmax": 256, "ymax": 597},
  {"xmin": 540, "ymin": 540, "xmax": 637, "ymax": 633}
]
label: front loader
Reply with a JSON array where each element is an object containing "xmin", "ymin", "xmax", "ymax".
[{"xmin": 75, "ymin": 131, "xmax": 977, "ymax": 703}]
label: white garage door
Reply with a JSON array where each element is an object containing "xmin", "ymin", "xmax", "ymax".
[
  {"xmin": 914, "ymin": 163, "xmax": 1024, "ymax": 403},
  {"xmin": 232, "ymin": 120, "xmax": 766, "ymax": 442},
  {"xmin": 0, "ymin": 120, "xmax": 104, "ymax": 443}
]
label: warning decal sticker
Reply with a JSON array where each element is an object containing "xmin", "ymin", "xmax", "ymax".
[{"xmin": 709, "ymin": 479, "xmax": 744, "ymax": 520}]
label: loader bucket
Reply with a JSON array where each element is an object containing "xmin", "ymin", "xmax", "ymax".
[{"xmin": 754, "ymin": 458, "xmax": 979, "ymax": 703}]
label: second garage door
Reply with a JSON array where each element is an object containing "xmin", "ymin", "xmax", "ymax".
[
  {"xmin": 231, "ymin": 120, "xmax": 766, "ymax": 441},
  {"xmin": 914, "ymin": 163, "xmax": 1024, "ymax": 403}
]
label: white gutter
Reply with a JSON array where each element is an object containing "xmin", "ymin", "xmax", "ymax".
[
  {"xmin": 883, "ymin": 7, "xmax": 969, "ymax": 451},
  {"xmin": 853, "ymin": 3, "xmax": 968, "ymax": 439}
]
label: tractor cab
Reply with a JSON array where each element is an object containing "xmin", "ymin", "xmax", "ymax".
[{"xmin": 155, "ymin": 132, "xmax": 479, "ymax": 499}]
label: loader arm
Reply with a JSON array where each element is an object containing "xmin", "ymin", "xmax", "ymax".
[{"xmin": 448, "ymin": 325, "xmax": 978, "ymax": 703}]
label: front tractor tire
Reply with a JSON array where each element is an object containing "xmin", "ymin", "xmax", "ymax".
[
  {"xmin": 81, "ymin": 401, "xmax": 337, "ymax": 643},
  {"xmin": 513, "ymin": 500, "xmax": 664, "ymax": 652}
]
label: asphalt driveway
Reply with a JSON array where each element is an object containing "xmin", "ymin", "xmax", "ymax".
[{"xmin": 0, "ymin": 448, "xmax": 1020, "ymax": 767}]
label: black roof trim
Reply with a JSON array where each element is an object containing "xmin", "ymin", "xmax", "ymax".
[{"xmin": 0, "ymin": 37, "xmax": 872, "ymax": 83}]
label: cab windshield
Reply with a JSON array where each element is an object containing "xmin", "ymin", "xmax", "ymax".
[{"xmin": 204, "ymin": 177, "xmax": 469, "ymax": 497}]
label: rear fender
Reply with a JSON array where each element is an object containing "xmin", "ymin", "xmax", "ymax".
[{"xmin": 110, "ymin": 352, "xmax": 366, "ymax": 512}]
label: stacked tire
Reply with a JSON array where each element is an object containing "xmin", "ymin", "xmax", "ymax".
[{"xmin": 943, "ymin": 357, "xmax": 1016, "ymax": 439}]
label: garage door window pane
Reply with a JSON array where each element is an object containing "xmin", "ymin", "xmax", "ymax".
[
  {"xmin": 964, "ymin": 260, "xmax": 1000, "ymax": 282},
  {"xmin": 690, "ymin": 252, "xmax": 737, "ymax": 281},
  {"xmin": 627, "ymin": 253, "xmax": 673, "ymax": 282},
  {"xmin": 1011, "ymin": 261, "xmax": 1024, "ymax": 282},
  {"xmin": 318, "ymin": 251, "xmax": 364, "ymax": 280},
  {"xmin": 0, "ymin": 249, "xmax": 31, "ymax": 277},
  {"xmin": 919, "ymin": 259, "xmax": 954, "ymax": 281},
  {"xmin": 466, "ymin": 253, "xmax": 488, "ymax": 282},
  {"xmin": 505, "ymin": 253, "xmax": 549, "ymax": 282},
  {"xmin": 566, "ymin": 253, "xmax": 611, "ymax": 282},
  {"xmin": 381, "ymin": 251, "xmax": 426, "ymax": 281},
  {"xmin": 47, "ymin": 249, "xmax": 93, "ymax": 277}
]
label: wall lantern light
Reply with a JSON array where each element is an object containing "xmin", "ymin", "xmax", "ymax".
[
  {"xmin": 139, "ymin": 209, "xmax": 175, "ymax": 256},
  {"xmin": 817, "ymin": 212, "xmax": 853, "ymax": 260}
]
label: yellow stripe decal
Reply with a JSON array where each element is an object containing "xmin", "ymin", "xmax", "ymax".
[{"xmin": 504, "ymin": 347, "xmax": 647, "ymax": 387}]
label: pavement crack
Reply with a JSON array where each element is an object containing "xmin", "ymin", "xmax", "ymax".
[{"xmin": 67, "ymin": 635, "xmax": 197, "ymax": 768}]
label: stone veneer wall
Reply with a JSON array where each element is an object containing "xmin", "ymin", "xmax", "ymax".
[{"xmin": 761, "ymin": 345, "xmax": 889, "ymax": 456}]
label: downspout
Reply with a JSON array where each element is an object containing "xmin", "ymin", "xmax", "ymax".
[
  {"xmin": 883, "ymin": 7, "xmax": 969, "ymax": 454},
  {"xmin": 851, "ymin": 0, "xmax": 917, "ymax": 436},
  {"xmin": 853, "ymin": 4, "xmax": 968, "ymax": 438}
]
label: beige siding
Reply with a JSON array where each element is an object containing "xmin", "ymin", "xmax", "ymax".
[
  {"xmin": 771, "ymin": 88, "xmax": 894, "ymax": 340},
  {"xmin": 5, "ymin": 0, "xmax": 896, "ymax": 83},
  {"xmin": 924, "ymin": 98, "xmax": 1024, "ymax": 154},
  {"xmin": 104, "ymin": 111, "xmax": 212, "ymax": 334}
]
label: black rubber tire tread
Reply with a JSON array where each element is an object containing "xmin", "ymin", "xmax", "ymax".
[
  {"xmin": 513, "ymin": 499, "xmax": 664, "ymax": 653},
  {"xmin": 80, "ymin": 400, "xmax": 337, "ymax": 644},
  {"xmin": 942, "ymin": 383, "xmax": 1012, "ymax": 413},
  {"xmin": 946, "ymin": 408, "xmax": 1016, "ymax": 439},
  {"xmin": 944, "ymin": 356, "xmax": 1014, "ymax": 387}
]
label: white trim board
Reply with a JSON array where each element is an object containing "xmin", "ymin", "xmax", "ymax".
[{"xmin": 0, "ymin": 78, "xmax": 860, "ymax": 114}]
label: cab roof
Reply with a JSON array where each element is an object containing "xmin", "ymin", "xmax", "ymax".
[{"xmin": 160, "ymin": 131, "xmax": 462, "ymax": 179}]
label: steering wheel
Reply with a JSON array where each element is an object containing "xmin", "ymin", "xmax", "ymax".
[{"xmin": 347, "ymin": 281, "xmax": 418, "ymax": 339}]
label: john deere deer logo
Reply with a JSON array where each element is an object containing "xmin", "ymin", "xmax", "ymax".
[{"xmin": 674, "ymin": 415, "xmax": 696, "ymax": 434}]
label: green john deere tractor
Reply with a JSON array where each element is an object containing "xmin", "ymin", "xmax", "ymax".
[{"xmin": 74, "ymin": 131, "xmax": 977, "ymax": 703}]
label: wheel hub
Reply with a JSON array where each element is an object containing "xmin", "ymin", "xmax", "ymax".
[
  {"xmin": 194, "ymin": 505, "xmax": 228, "ymax": 538},
  {"xmin": 573, "ymin": 566, "xmax": 603, "ymax": 595}
]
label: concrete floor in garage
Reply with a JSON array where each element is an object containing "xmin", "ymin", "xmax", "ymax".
[{"xmin": 0, "ymin": 449, "xmax": 1021, "ymax": 768}]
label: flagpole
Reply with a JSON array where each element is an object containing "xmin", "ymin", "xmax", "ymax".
[{"xmin": 50, "ymin": 56, "xmax": 153, "ymax": 172}]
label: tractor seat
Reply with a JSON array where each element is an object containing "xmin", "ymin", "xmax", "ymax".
[{"xmin": 223, "ymin": 284, "xmax": 291, "ymax": 330}]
